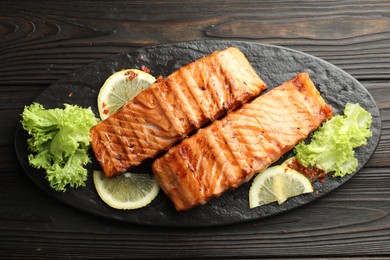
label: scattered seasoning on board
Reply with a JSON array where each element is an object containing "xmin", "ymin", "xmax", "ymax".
[
  {"xmin": 286, "ymin": 157, "xmax": 327, "ymax": 183},
  {"xmin": 141, "ymin": 65, "xmax": 151, "ymax": 73}
]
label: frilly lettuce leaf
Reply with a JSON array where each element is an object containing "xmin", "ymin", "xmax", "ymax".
[
  {"xmin": 294, "ymin": 103, "xmax": 372, "ymax": 177},
  {"xmin": 21, "ymin": 102, "xmax": 98, "ymax": 191}
]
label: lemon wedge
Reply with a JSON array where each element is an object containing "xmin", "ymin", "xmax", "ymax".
[
  {"xmin": 93, "ymin": 171, "xmax": 160, "ymax": 210},
  {"xmin": 249, "ymin": 165, "xmax": 313, "ymax": 208},
  {"xmin": 97, "ymin": 69, "xmax": 156, "ymax": 120}
]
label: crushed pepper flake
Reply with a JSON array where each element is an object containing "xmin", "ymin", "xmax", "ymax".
[
  {"xmin": 141, "ymin": 65, "xmax": 151, "ymax": 73},
  {"xmin": 125, "ymin": 71, "xmax": 138, "ymax": 80}
]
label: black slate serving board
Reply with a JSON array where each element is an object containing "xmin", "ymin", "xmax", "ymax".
[{"xmin": 15, "ymin": 40, "xmax": 381, "ymax": 227}]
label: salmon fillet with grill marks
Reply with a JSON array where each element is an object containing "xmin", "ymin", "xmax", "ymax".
[
  {"xmin": 90, "ymin": 47, "xmax": 267, "ymax": 177},
  {"xmin": 152, "ymin": 72, "xmax": 333, "ymax": 211}
]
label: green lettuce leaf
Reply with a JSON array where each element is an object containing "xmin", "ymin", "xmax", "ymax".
[
  {"xmin": 294, "ymin": 103, "xmax": 373, "ymax": 177},
  {"xmin": 21, "ymin": 102, "xmax": 98, "ymax": 191}
]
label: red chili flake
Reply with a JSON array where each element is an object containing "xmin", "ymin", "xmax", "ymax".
[
  {"xmin": 126, "ymin": 71, "xmax": 138, "ymax": 80},
  {"xmin": 103, "ymin": 109, "xmax": 109, "ymax": 115},
  {"xmin": 141, "ymin": 65, "xmax": 150, "ymax": 73},
  {"xmin": 102, "ymin": 102, "xmax": 107, "ymax": 108}
]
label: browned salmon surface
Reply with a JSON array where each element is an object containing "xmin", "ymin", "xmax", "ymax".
[
  {"xmin": 152, "ymin": 72, "xmax": 333, "ymax": 211},
  {"xmin": 90, "ymin": 47, "xmax": 267, "ymax": 177}
]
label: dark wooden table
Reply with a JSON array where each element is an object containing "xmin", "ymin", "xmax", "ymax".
[{"xmin": 1, "ymin": 1, "xmax": 389, "ymax": 258}]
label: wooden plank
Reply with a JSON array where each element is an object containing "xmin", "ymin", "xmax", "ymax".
[
  {"xmin": 363, "ymin": 82, "xmax": 390, "ymax": 167},
  {"xmin": 1, "ymin": 1, "xmax": 390, "ymax": 85},
  {"xmin": 1, "ymin": 168, "xmax": 390, "ymax": 258}
]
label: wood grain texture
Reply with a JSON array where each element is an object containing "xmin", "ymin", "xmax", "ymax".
[
  {"xmin": 1, "ymin": 1, "xmax": 390, "ymax": 84},
  {"xmin": 0, "ymin": 0, "xmax": 389, "ymax": 258}
]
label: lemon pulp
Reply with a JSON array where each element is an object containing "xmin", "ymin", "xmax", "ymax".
[
  {"xmin": 249, "ymin": 165, "xmax": 313, "ymax": 208},
  {"xmin": 97, "ymin": 69, "xmax": 156, "ymax": 120},
  {"xmin": 93, "ymin": 171, "xmax": 160, "ymax": 210}
]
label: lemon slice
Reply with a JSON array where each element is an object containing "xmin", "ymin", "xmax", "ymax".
[
  {"xmin": 97, "ymin": 69, "xmax": 156, "ymax": 120},
  {"xmin": 249, "ymin": 165, "xmax": 313, "ymax": 208},
  {"xmin": 93, "ymin": 170, "xmax": 160, "ymax": 210}
]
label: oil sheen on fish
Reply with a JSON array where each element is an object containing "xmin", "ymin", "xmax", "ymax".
[
  {"xmin": 90, "ymin": 47, "xmax": 267, "ymax": 177},
  {"xmin": 152, "ymin": 72, "xmax": 333, "ymax": 211}
]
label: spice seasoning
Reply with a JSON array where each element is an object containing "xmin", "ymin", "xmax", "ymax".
[
  {"xmin": 141, "ymin": 65, "xmax": 151, "ymax": 73},
  {"xmin": 286, "ymin": 157, "xmax": 327, "ymax": 183}
]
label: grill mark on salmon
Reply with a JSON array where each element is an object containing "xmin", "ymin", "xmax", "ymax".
[
  {"xmin": 152, "ymin": 72, "xmax": 333, "ymax": 211},
  {"xmin": 90, "ymin": 47, "xmax": 267, "ymax": 177}
]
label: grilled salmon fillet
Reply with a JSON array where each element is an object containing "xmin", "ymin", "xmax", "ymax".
[
  {"xmin": 152, "ymin": 72, "xmax": 333, "ymax": 211},
  {"xmin": 90, "ymin": 47, "xmax": 267, "ymax": 177}
]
